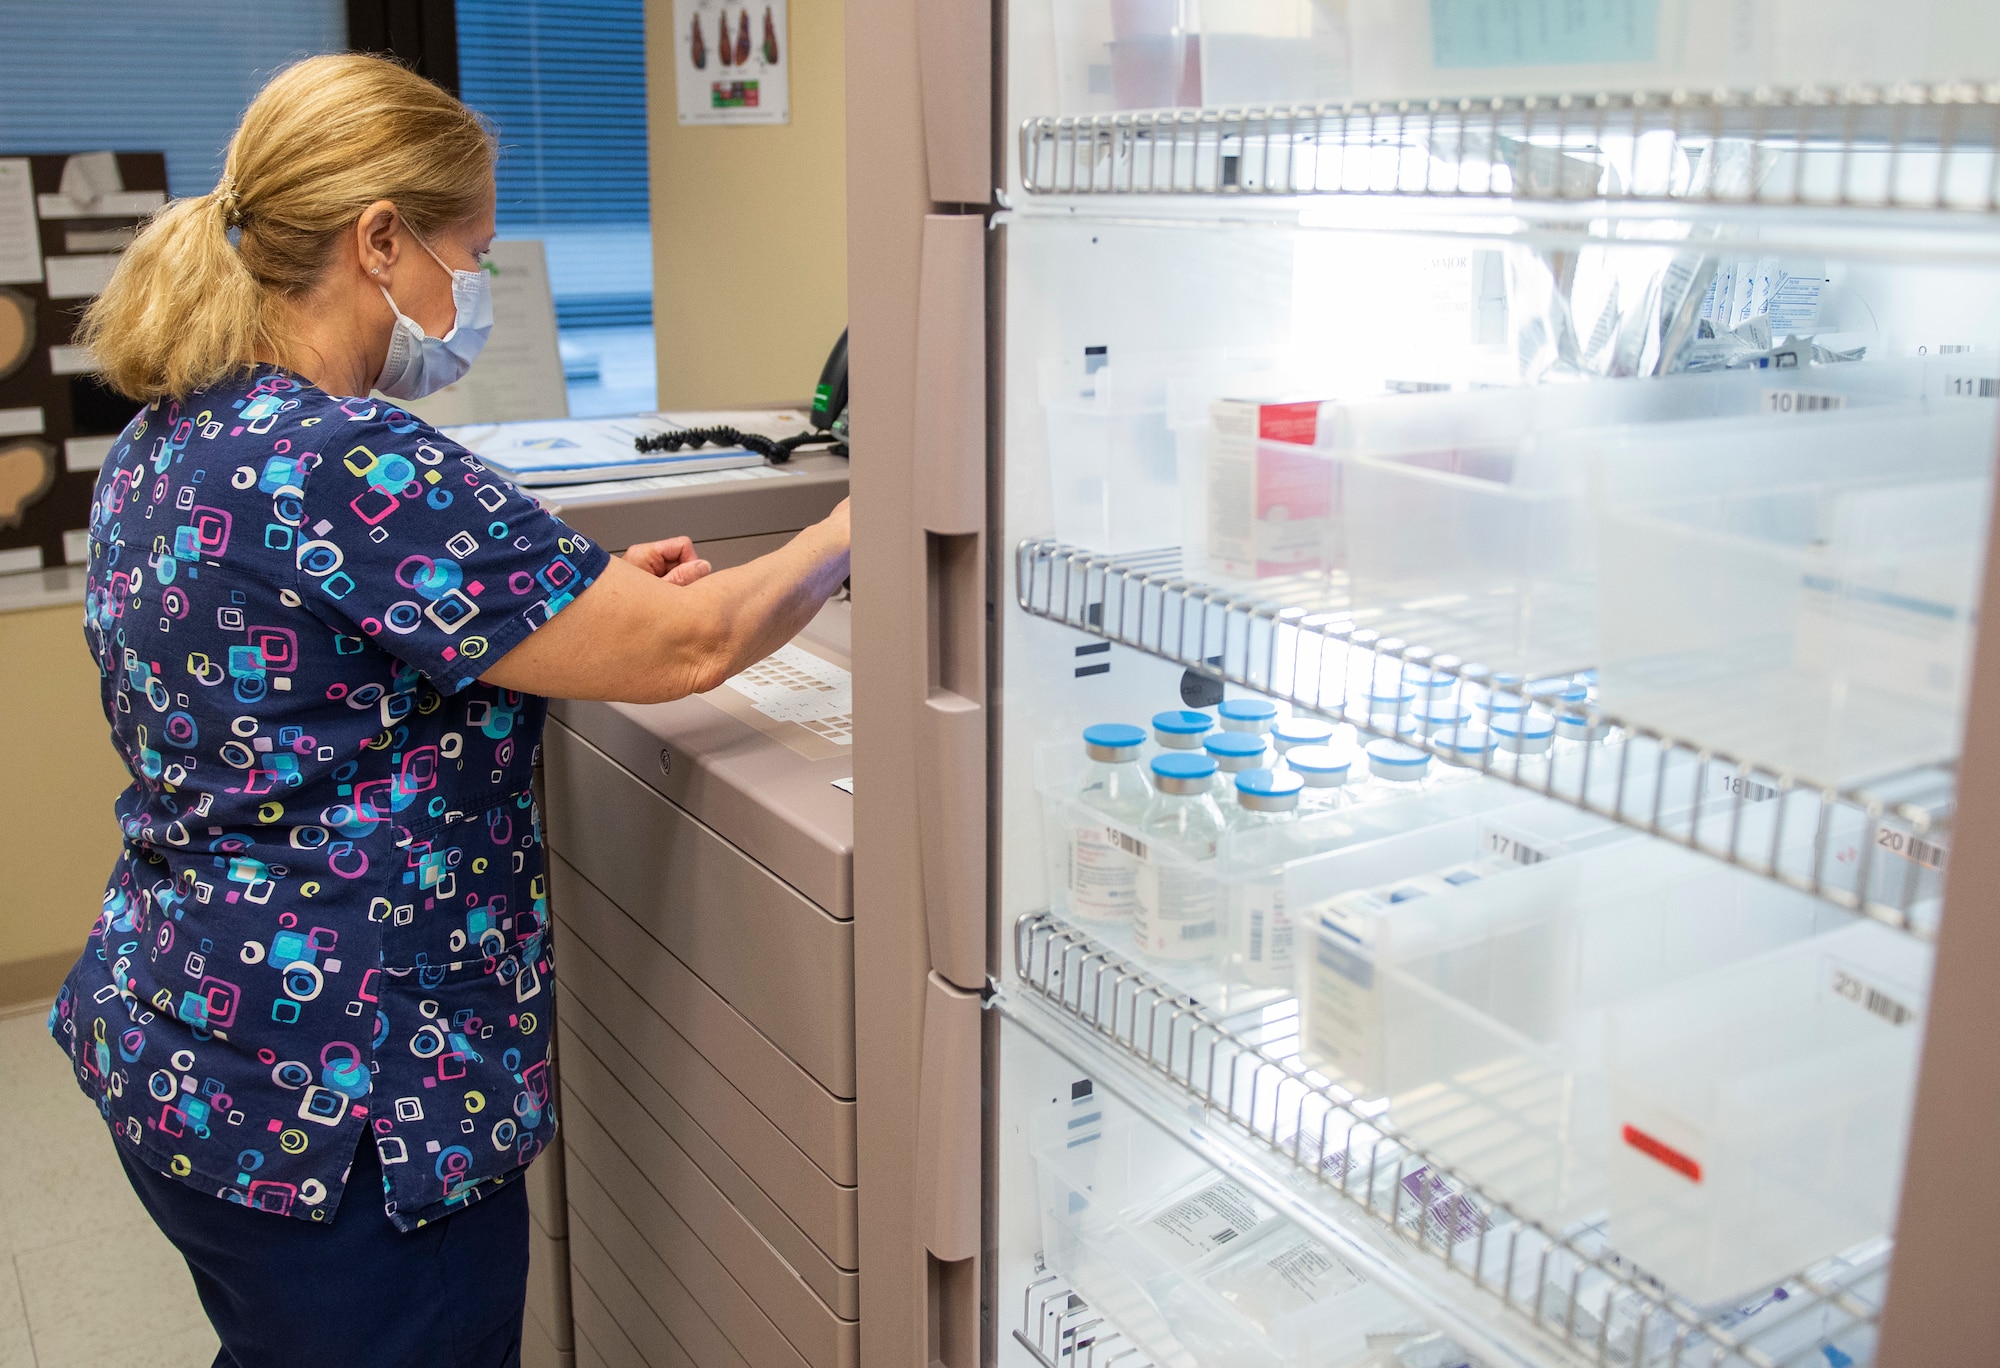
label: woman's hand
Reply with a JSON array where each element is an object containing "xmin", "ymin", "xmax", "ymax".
[
  {"xmin": 623, "ymin": 535, "xmax": 711, "ymax": 586},
  {"xmin": 479, "ymin": 500, "xmax": 852, "ymax": 704}
]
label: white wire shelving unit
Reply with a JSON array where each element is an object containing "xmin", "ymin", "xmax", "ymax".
[
  {"xmin": 1015, "ymin": 1272, "xmax": 1160, "ymax": 1367},
  {"xmin": 1020, "ymin": 84, "xmax": 2000, "ymax": 209},
  {"xmin": 1000, "ymin": 912, "xmax": 1889, "ymax": 1368},
  {"xmin": 1002, "ymin": 75, "xmax": 1987, "ymax": 1368},
  {"xmin": 1015, "ymin": 539, "xmax": 1953, "ymax": 940}
]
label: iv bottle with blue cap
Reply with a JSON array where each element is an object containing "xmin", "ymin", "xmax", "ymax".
[
  {"xmin": 1271, "ymin": 715, "xmax": 1338, "ymax": 756},
  {"xmin": 1064, "ymin": 723, "xmax": 1152, "ymax": 924},
  {"xmin": 1204, "ymin": 729, "xmax": 1270, "ymax": 779},
  {"xmin": 1489, "ymin": 710, "xmax": 1560, "ymax": 788},
  {"xmin": 1349, "ymin": 737, "xmax": 1442, "ymax": 805},
  {"xmin": 1225, "ymin": 767, "xmax": 1304, "ymax": 985},
  {"xmin": 1216, "ymin": 697, "xmax": 1279, "ymax": 735},
  {"xmin": 1133, "ymin": 752, "xmax": 1225, "ymax": 960},
  {"xmin": 1283, "ymin": 744, "xmax": 1355, "ymax": 811},
  {"xmin": 1151, "ymin": 709, "xmax": 1214, "ymax": 756}
]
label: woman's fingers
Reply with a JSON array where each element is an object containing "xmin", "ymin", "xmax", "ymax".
[
  {"xmin": 624, "ymin": 536, "xmax": 698, "ymax": 577},
  {"xmin": 664, "ymin": 558, "xmax": 712, "ymax": 587}
]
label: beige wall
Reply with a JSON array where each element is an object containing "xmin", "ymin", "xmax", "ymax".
[
  {"xmin": 0, "ymin": 604, "xmax": 129, "ymax": 1008},
  {"xmin": 645, "ymin": 0, "xmax": 848, "ymax": 409}
]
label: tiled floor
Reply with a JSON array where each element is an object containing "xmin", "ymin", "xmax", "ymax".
[{"xmin": 0, "ymin": 1004, "xmax": 218, "ymax": 1368}]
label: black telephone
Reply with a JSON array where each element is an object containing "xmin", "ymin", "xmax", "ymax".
[
  {"xmin": 811, "ymin": 328, "xmax": 848, "ymax": 435},
  {"xmin": 632, "ymin": 328, "xmax": 849, "ymax": 463}
]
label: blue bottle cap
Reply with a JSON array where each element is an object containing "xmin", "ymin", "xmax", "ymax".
[
  {"xmin": 1365, "ymin": 739, "xmax": 1430, "ymax": 779},
  {"xmin": 1493, "ymin": 710, "xmax": 1557, "ymax": 754},
  {"xmin": 1082, "ymin": 723, "xmax": 1146, "ymax": 751},
  {"xmin": 1235, "ymin": 767, "xmax": 1305, "ymax": 798},
  {"xmin": 1273, "ymin": 717, "xmax": 1336, "ymax": 750},
  {"xmin": 1151, "ymin": 752, "xmax": 1219, "ymax": 793},
  {"xmin": 1235, "ymin": 768, "xmax": 1305, "ymax": 810},
  {"xmin": 1152, "ymin": 710, "xmax": 1214, "ymax": 736},
  {"xmin": 1217, "ymin": 698, "xmax": 1279, "ymax": 725},
  {"xmin": 1529, "ymin": 677, "xmax": 1589, "ymax": 706},
  {"xmin": 1203, "ymin": 732, "xmax": 1267, "ymax": 758},
  {"xmin": 1419, "ymin": 701, "xmax": 1473, "ymax": 733},
  {"xmin": 1285, "ymin": 744, "xmax": 1353, "ymax": 783},
  {"xmin": 1492, "ymin": 711, "xmax": 1557, "ymax": 740},
  {"xmin": 1434, "ymin": 725, "xmax": 1497, "ymax": 758}
]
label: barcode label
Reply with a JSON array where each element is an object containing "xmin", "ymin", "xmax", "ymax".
[
  {"xmin": 1111, "ymin": 829, "xmax": 1146, "ymax": 859},
  {"xmin": 1946, "ymin": 374, "xmax": 2000, "ymax": 398},
  {"xmin": 1829, "ymin": 963, "xmax": 1918, "ymax": 1027},
  {"xmin": 1875, "ymin": 826, "xmax": 1946, "ymax": 872},
  {"xmin": 1762, "ymin": 389, "xmax": 1843, "ymax": 415},
  {"xmin": 1483, "ymin": 825, "xmax": 1555, "ymax": 866},
  {"xmin": 1713, "ymin": 771, "xmax": 1779, "ymax": 803}
]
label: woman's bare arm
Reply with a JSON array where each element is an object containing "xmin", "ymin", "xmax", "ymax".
[{"xmin": 478, "ymin": 500, "xmax": 850, "ymax": 703}]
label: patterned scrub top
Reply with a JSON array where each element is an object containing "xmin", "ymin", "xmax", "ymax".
[{"xmin": 49, "ymin": 365, "xmax": 610, "ymax": 1229}]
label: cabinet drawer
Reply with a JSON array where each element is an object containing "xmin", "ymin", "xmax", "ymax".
[
  {"xmin": 544, "ymin": 725, "xmax": 855, "ymax": 1094},
  {"xmin": 523, "ymin": 1308, "xmax": 574, "ymax": 1368},
  {"xmin": 569, "ymin": 1137, "xmax": 805, "ymax": 1368},
  {"xmin": 551, "ymin": 855, "xmax": 857, "ymax": 1184},
  {"xmin": 560, "ymin": 996, "xmax": 859, "ymax": 1312},
  {"xmin": 564, "ymin": 1091, "xmax": 857, "ymax": 1368},
  {"xmin": 570, "ymin": 1217, "xmax": 719, "ymax": 1368}
]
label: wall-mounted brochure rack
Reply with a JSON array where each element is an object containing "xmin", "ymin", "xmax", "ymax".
[
  {"xmin": 1016, "ymin": 1273, "xmax": 1159, "ymax": 1367},
  {"xmin": 1019, "ymin": 83, "xmax": 2000, "ymax": 210},
  {"xmin": 1015, "ymin": 538, "xmax": 1952, "ymax": 938},
  {"xmin": 1002, "ymin": 911, "xmax": 1889, "ymax": 1368}
]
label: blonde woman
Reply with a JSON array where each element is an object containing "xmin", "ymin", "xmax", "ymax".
[{"xmin": 52, "ymin": 53, "xmax": 849, "ymax": 1367}]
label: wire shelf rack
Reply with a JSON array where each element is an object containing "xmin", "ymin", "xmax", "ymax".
[
  {"xmin": 1020, "ymin": 83, "xmax": 2000, "ymax": 211},
  {"xmin": 1015, "ymin": 538, "xmax": 1952, "ymax": 938},
  {"xmin": 1015, "ymin": 1272, "xmax": 1160, "ymax": 1367},
  {"xmin": 1007, "ymin": 911, "xmax": 1889, "ymax": 1368}
]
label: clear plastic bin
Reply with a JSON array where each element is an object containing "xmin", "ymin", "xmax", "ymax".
[
  {"xmin": 1606, "ymin": 920, "xmax": 1932, "ymax": 1304},
  {"xmin": 1049, "ymin": 0, "xmax": 1200, "ymax": 114},
  {"xmin": 1032, "ymin": 1106, "xmax": 1426, "ymax": 1367},
  {"xmin": 1382, "ymin": 847, "xmax": 1847, "ymax": 1225},
  {"xmin": 1592, "ymin": 402, "xmax": 1997, "ymax": 782},
  {"xmin": 1289, "ymin": 802, "xmax": 1628, "ymax": 1100},
  {"xmin": 1320, "ymin": 366, "xmax": 1921, "ymax": 676},
  {"xmin": 1041, "ymin": 354, "xmax": 1183, "ymax": 555},
  {"xmin": 1198, "ymin": 0, "xmax": 1350, "ymax": 107},
  {"xmin": 1035, "ymin": 737, "xmax": 1531, "ymax": 1007}
]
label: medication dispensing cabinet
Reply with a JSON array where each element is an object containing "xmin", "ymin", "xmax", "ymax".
[
  {"xmin": 539, "ymin": 600, "xmax": 858, "ymax": 1368},
  {"xmin": 524, "ymin": 455, "xmax": 851, "ymax": 1368}
]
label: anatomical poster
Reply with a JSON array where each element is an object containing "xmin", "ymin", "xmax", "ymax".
[{"xmin": 674, "ymin": 0, "xmax": 790, "ymax": 125}]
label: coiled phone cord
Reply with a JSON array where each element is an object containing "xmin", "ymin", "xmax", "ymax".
[{"xmin": 632, "ymin": 424, "xmax": 846, "ymax": 464}]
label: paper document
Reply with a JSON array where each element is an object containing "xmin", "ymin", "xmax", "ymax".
[
  {"xmin": 541, "ymin": 464, "xmax": 795, "ymax": 506},
  {"xmin": 1429, "ymin": 0, "xmax": 1658, "ymax": 68},
  {"xmin": 0, "ymin": 160, "xmax": 41, "ymax": 286},
  {"xmin": 44, "ymin": 254, "xmax": 120, "ymax": 300},
  {"xmin": 36, "ymin": 152, "xmax": 164, "ymax": 219},
  {"xmin": 444, "ymin": 413, "xmax": 765, "ymax": 486}
]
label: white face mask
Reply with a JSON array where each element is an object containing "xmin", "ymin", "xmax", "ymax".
[{"xmin": 374, "ymin": 233, "xmax": 493, "ymax": 400}]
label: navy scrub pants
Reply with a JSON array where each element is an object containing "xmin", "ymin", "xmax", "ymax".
[{"xmin": 119, "ymin": 1136, "xmax": 530, "ymax": 1368}]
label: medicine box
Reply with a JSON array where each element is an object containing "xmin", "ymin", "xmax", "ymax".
[
  {"xmin": 1206, "ymin": 397, "xmax": 1338, "ymax": 582},
  {"xmin": 1289, "ymin": 802, "xmax": 1626, "ymax": 1101}
]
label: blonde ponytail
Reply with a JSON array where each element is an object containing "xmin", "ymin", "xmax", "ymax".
[{"xmin": 78, "ymin": 54, "xmax": 495, "ymax": 402}]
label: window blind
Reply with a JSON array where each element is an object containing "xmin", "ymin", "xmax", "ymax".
[
  {"xmin": 457, "ymin": 0, "xmax": 653, "ymax": 327},
  {"xmin": 0, "ymin": 2, "xmax": 347, "ymax": 200}
]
